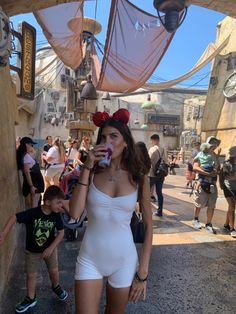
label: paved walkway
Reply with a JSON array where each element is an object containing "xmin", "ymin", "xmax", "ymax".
[{"xmin": 1, "ymin": 175, "xmax": 236, "ymax": 313}]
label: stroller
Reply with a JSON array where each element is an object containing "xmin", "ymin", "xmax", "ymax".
[{"xmin": 60, "ymin": 167, "xmax": 87, "ymax": 241}]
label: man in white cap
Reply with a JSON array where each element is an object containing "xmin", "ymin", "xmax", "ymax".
[{"xmin": 192, "ymin": 136, "xmax": 221, "ymax": 233}]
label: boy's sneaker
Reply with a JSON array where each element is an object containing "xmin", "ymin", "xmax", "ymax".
[
  {"xmin": 15, "ymin": 296, "xmax": 37, "ymax": 313},
  {"xmin": 52, "ymin": 284, "xmax": 68, "ymax": 301},
  {"xmin": 192, "ymin": 219, "xmax": 201, "ymax": 229},
  {"xmin": 230, "ymin": 229, "xmax": 236, "ymax": 238},
  {"xmin": 205, "ymin": 223, "xmax": 216, "ymax": 234},
  {"xmin": 223, "ymin": 224, "xmax": 231, "ymax": 232}
]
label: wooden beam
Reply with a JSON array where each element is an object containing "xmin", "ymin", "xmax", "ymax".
[
  {"xmin": 186, "ymin": 0, "xmax": 236, "ymax": 18},
  {"xmin": 1, "ymin": 0, "xmax": 79, "ymax": 16}
]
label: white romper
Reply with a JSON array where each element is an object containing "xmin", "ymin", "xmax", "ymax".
[{"xmin": 75, "ymin": 178, "xmax": 138, "ymax": 288}]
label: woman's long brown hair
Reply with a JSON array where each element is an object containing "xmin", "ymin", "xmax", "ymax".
[{"xmin": 96, "ymin": 119, "xmax": 145, "ymax": 200}]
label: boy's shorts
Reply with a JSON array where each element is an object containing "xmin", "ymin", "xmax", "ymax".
[{"xmin": 25, "ymin": 249, "xmax": 58, "ymax": 273}]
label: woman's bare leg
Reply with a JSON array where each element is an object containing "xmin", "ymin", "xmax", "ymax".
[
  {"xmin": 52, "ymin": 175, "xmax": 60, "ymax": 187},
  {"xmin": 75, "ymin": 279, "xmax": 103, "ymax": 314},
  {"xmin": 105, "ymin": 283, "xmax": 130, "ymax": 314},
  {"xmin": 44, "ymin": 176, "xmax": 51, "ymax": 189},
  {"xmin": 31, "ymin": 193, "xmax": 41, "ymax": 208},
  {"xmin": 225, "ymin": 197, "xmax": 236, "ymax": 229}
]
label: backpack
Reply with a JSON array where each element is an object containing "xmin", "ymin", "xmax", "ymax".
[{"xmin": 154, "ymin": 150, "xmax": 169, "ymax": 180}]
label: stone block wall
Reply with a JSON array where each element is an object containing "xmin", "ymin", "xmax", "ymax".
[{"xmin": 0, "ymin": 66, "xmax": 23, "ymax": 301}]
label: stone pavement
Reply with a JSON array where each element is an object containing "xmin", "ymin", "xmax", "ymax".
[{"xmin": 1, "ymin": 175, "xmax": 236, "ymax": 313}]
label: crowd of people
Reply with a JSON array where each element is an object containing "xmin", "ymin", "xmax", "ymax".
[{"xmin": 0, "ymin": 107, "xmax": 235, "ymax": 313}]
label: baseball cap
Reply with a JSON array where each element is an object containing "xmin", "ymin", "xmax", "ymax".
[
  {"xmin": 20, "ymin": 137, "xmax": 37, "ymax": 145},
  {"xmin": 206, "ymin": 136, "xmax": 221, "ymax": 146},
  {"xmin": 200, "ymin": 143, "xmax": 212, "ymax": 151}
]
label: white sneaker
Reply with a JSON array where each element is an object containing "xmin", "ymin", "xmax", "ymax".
[
  {"xmin": 68, "ymin": 218, "xmax": 77, "ymax": 224},
  {"xmin": 230, "ymin": 229, "xmax": 236, "ymax": 238},
  {"xmin": 205, "ymin": 224, "xmax": 216, "ymax": 234},
  {"xmin": 192, "ymin": 219, "xmax": 201, "ymax": 229}
]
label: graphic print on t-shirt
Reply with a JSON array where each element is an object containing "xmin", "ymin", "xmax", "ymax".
[{"xmin": 33, "ymin": 218, "xmax": 56, "ymax": 247}]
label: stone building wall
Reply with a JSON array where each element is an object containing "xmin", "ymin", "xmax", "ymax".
[
  {"xmin": 0, "ymin": 66, "xmax": 24, "ymax": 300},
  {"xmin": 201, "ymin": 17, "xmax": 236, "ymax": 156}
]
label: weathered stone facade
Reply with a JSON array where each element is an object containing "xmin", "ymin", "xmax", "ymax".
[
  {"xmin": 0, "ymin": 66, "xmax": 24, "ymax": 300},
  {"xmin": 201, "ymin": 17, "xmax": 236, "ymax": 155}
]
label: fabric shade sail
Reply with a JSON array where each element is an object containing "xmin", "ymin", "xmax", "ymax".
[
  {"xmin": 143, "ymin": 36, "xmax": 230, "ymax": 91},
  {"xmin": 96, "ymin": 0, "xmax": 174, "ymax": 93},
  {"xmin": 34, "ymin": 1, "xmax": 86, "ymax": 70}
]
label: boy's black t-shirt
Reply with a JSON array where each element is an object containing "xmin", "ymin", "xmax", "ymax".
[{"xmin": 16, "ymin": 206, "xmax": 64, "ymax": 253}]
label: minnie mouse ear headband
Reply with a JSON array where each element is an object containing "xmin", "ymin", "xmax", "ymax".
[{"xmin": 92, "ymin": 108, "xmax": 130, "ymax": 127}]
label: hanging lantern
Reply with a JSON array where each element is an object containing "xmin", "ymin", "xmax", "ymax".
[
  {"xmin": 80, "ymin": 75, "xmax": 97, "ymax": 100},
  {"xmin": 153, "ymin": 0, "xmax": 188, "ymax": 33}
]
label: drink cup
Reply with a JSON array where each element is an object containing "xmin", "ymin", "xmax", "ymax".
[{"xmin": 98, "ymin": 143, "xmax": 113, "ymax": 168}]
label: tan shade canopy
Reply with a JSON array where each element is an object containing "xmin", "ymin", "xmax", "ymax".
[
  {"xmin": 96, "ymin": 0, "xmax": 174, "ymax": 93},
  {"xmin": 143, "ymin": 36, "xmax": 230, "ymax": 91},
  {"xmin": 34, "ymin": 1, "xmax": 85, "ymax": 70}
]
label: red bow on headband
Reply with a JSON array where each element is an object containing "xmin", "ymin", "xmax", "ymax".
[{"xmin": 93, "ymin": 108, "xmax": 130, "ymax": 127}]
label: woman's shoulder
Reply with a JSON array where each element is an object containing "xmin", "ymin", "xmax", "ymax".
[
  {"xmin": 23, "ymin": 153, "xmax": 35, "ymax": 163},
  {"xmin": 48, "ymin": 146, "xmax": 57, "ymax": 153}
]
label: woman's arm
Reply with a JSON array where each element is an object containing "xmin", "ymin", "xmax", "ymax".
[
  {"xmin": 42, "ymin": 155, "xmax": 53, "ymax": 163},
  {"xmin": 75, "ymin": 151, "xmax": 84, "ymax": 166},
  {"xmin": 136, "ymin": 175, "xmax": 153, "ymax": 278},
  {"xmin": 129, "ymin": 175, "xmax": 153, "ymax": 302},
  {"xmin": 69, "ymin": 150, "xmax": 96, "ymax": 219},
  {"xmin": 69, "ymin": 144, "xmax": 106, "ymax": 219},
  {"xmin": 23, "ymin": 163, "xmax": 36, "ymax": 194}
]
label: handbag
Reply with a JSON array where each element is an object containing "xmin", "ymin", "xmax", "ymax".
[
  {"xmin": 154, "ymin": 150, "xmax": 169, "ymax": 180},
  {"xmin": 130, "ymin": 211, "xmax": 145, "ymax": 243},
  {"xmin": 22, "ymin": 163, "xmax": 45, "ymax": 197}
]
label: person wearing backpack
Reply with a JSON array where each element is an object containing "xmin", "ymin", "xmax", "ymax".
[
  {"xmin": 148, "ymin": 134, "xmax": 168, "ymax": 217},
  {"xmin": 219, "ymin": 146, "xmax": 236, "ymax": 238}
]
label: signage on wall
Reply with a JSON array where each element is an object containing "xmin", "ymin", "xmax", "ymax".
[
  {"xmin": 147, "ymin": 113, "xmax": 180, "ymax": 125},
  {"xmin": 10, "ymin": 22, "xmax": 36, "ymax": 100}
]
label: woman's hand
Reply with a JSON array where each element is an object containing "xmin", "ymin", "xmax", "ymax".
[
  {"xmin": 30, "ymin": 186, "xmax": 37, "ymax": 194},
  {"xmin": 129, "ymin": 279, "xmax": 147, "ymax": 302},
  {"xmin": 86, "ymin": 144, "xmax": 107, "ymax": 166}
]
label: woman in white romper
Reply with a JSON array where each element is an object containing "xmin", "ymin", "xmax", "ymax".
[
  {"xmin": 42, "ymin": 137, "xmax": 65, "ymax": 188},
  {"xmin": 70, "ymin": 109, "xmax": 153, "ymax": 314}
]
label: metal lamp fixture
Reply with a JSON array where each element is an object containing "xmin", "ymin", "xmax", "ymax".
[
  {"xmin": 153, "ymin": 0, "xmax": 188, "ymax": 33},
  {"xmin": 80, "ymin": 75, "xmax": 98, "ymax": 100}
]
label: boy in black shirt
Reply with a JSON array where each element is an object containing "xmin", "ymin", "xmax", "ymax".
[{"xmin": 0, "ymin": 185, "xmax": 68, "ymax": 313}]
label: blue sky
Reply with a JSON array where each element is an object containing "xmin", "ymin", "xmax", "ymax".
[{"xmin": 11, "ymin": 0, "xmax": 225, "ymax": 88}]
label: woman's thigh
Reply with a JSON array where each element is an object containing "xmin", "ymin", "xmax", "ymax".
[
  {"xmin": 75, "ymin": 279, "xmax": 103, "ymax": 314},
  {"xmin": 31, "ymin": 193, "xmax": 40, "ymax": 207},
  {"xmin": 105, "ymin": 283, "xmax": 130, "ymax": 314},
  {"xmin": 225, "ymin": 196, "xmax": 236, "ymax": 209}
]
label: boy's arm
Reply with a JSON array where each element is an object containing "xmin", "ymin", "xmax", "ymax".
[
  {"xmin": 0, "ymin": 215, "xmax": 17, "ymax": 245},
  {"xmin": 42, "ymin": 229, "xmax": 64, "ymax": 259}
]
